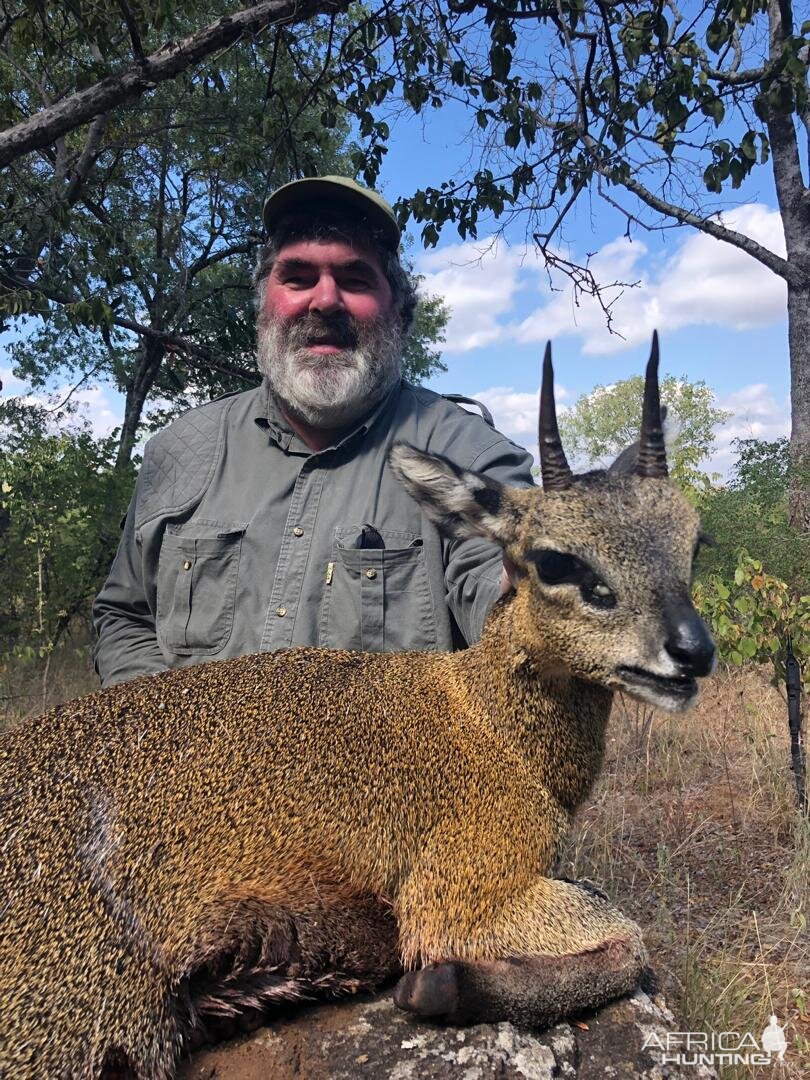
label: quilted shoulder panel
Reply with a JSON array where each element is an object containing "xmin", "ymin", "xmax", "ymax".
[{"xmin": 135, "ymin": 396, "xmax": 235, "ymax": 528}]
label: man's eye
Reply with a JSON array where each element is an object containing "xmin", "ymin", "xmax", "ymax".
[{"xmin": 340, "ymin": 277, "xmax": 373, "ymax": 290}]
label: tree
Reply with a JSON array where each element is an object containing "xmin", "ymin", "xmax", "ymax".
[
  {"xmin": 558, "ymin": 372, "xmax": 730, "ymax": 487},
  {"xmin": 1, "ymin": 4, "xmax": 448, "ymax": 465},
  {"xmin": 696, "ymin": 437, "xmax": 810, "ymax": 589},
  {"xmin": 0, "ymin": 398, "xmax": 133, "ymax": 668},
  {"xmin": 311, "ymin": 2, "xmax": 810, "ymax": 527},
  {"xmin": 0, "ymin": 0, "xmax": 351, "ymax": 167},
  {"xmin": 3, "ymin": 1, "xmax": 808, "ymax": 509}
]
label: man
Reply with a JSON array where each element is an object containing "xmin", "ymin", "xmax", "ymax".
[{"xmin": 92, "ymin": 177, "xmax": 534, "ymax": 687}]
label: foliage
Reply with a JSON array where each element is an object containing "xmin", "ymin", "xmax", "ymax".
[
  {"xmin": 0, "ymin": 399, "xmax": 134, "ymax": 662},
  {"xmin": 694, "ymin": 555, "xmax": 810, "ymax": 693},
  {"xmin": 0, "ymin": 4, "xmax": 448, "ymax": 462},
  {"xmin": 696, "ymin": 438, "xmax": 810, "ymax": 592},
  {"xmin": 558, "ymin": 372, "xmax": 730, "ymax": 486},
  {"xmin": 401, "ymin": 274, "xmax": 448, "ymax": 384}
]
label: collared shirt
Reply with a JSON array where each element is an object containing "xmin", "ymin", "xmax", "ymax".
[{"xmin": 92, "ymin": 379, "xmax": 535, "ymax": 687}]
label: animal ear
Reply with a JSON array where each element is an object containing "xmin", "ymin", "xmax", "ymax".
[
  {"xmin": 389, "ymin": 444, "xmax": 523, "ymax": 546},
  {"xmin": 609, "ymin": 405, "xmax": 668, "ymax": 476}
]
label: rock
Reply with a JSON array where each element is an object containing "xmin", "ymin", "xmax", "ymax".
[{"xmin": 177, "ymin": 989, "xmax": 717, "ymax": 1079}]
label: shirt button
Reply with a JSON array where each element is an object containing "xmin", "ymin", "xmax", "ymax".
[
  {"xmin": 183, "ymin": 560, "xmax": 192, "ymax": 571},
  {"xmin": 365, "ymin": 568, "xmax": 377, "ymax": 579},
  {"xmin": 292, "ymin": 526, "xmax": 304, "ymax": 537},
  {"xmin": 276, "ymin": 606, "xmax": 287, "ymax": 617}
]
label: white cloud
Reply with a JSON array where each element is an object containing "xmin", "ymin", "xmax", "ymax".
[
  {"xmin": 517, "ymin": 204, "xmax": 787, "ymax": 354},
  {"xmin": 455, "ymin": 382, "xmax": 571, "ymax": 463},
  {"xmin": 711, "ymin": 382, "xmax": 790, "ymax": 477},
  {"xmin": 1, "ymin": 366, "xmax": 121, "ymax": 439},
  {"xmin": 459, "ymin": 378, "xmax": 790, "ymax": 478},
  {"xmin": 416, "ymin": 238, "xmax": 527, "ymax": 353},
  {"xmin": 417, "ymin": 204, "xmax": 787, "ymax": 357}
]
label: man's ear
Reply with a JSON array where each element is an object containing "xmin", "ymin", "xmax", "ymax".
[{"xmin": 389, "ymin": 444, "xmax": 523, "ymax": 547}]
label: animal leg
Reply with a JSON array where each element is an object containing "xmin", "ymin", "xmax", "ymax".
[
  {"xmin": 181, "ymin": 891, "xmax": 401, "ymax": 1048},
  {"xmin": 395, "ymin": 877, "xmax": 645, "ymax": 1028}
]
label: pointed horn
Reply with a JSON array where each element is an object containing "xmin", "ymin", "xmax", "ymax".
[
  {"xmin": 539, "ymin": 342, "xmax": 573, "ymax": 491},
  {"xmin": 636, "ymin": 330, "xmax": 669, "ymax": 478}
]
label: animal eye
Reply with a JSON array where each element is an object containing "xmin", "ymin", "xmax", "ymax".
[
  {"xmin": 529, "ymin": 549, "xmax": 616, "ymax": 609},
  {"xmin": 585, "ymin": 580, "xmax": 616, "ymax": 609},
  {"xmin": 533, "ymin": 550, "xmax": 580, "ymax": 584}
]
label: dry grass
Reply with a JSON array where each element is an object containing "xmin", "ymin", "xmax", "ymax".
[
  {"xmin": 0, "ymin": 632, "xmax": 98, "ymax": 731},
  {"xmin": 3, "ymin": 647, "xmax": 808, "ymax": 1075},
  {"xmin": 563, "ymin": 667, "xmax": 809, "ymax": 1078}
]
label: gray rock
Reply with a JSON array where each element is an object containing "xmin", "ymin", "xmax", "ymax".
[{"xmin": 177, "ymin": 989, "xmax": 717, "ymax": 1079}]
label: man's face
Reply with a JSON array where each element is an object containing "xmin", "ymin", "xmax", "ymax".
[{"xmin": 257, "ymin": 238, "xmax": 403, "ymax": 429}]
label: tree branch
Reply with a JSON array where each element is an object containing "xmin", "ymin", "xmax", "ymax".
[
  {"xmin": 0, "ymin": 0, "xmax": 350, "ymax": 169},
  {"xmin": 63, "ymin": 112, "xmax": 108, "ymax": 205},
  {"xmin": 117, "ymin": 0, "xmax": 146, "ymax": 62},
  {"xmin": 585, "ymin": 145, "xmax": 805, "ymax": 286},
  {"xmin": 112, "ymin": 316, "xmax": 259, "ymax": 384}
]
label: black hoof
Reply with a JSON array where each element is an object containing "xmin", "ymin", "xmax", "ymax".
[{"xmin": 394, "ymin": 963, "xmax": 460, "ymax": 1019}]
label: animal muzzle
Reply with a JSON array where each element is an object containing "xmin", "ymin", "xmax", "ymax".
[
  {"xmin": 663, "ymin": 603, "xmax": 716, "ymax": 678},
  {"xmin": 614, "ymin": 602, "xmax": 716, "ymax": 710}
]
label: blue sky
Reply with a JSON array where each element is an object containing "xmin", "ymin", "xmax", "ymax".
[
  {"xmin": 0, "ymin": 82, "xmax": 794, "ymax": 477},
  {"xmin": 372, "ymin": 95, "xmax": 792, "ymax": 475}
]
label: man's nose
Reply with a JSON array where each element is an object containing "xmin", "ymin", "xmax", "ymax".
[{"xmin": 309, "ymin": 274, "xmax": 344, "ymax": 315}]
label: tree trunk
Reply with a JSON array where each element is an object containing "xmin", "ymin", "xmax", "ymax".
[
  {"xmin": 766, "ymin": 0, "xmax": 810, "ymax": 532},
  {"xmin": 786, "ymin": 278, "xmax": 810, "ymax": 532},
  {"xmin": 116, "ymin": 337, "xmax": 165, "ymax": 469}
]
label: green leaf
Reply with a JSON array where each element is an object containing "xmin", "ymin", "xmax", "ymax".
[
  {"xmin": 489, "ymin": 44, "xmax": 512, "ymax": 82},
  {"xmin": 706, "ymin": 18, "xmax": 732, "ymax": 52},
  {"xmin": 740, "ymin": 636, "xmax": 758, "ymax": 659}
]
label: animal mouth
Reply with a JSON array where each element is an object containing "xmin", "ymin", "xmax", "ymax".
[{"xmin": 616, "ymin": 665, "xmax": 697, "ymax": 701}]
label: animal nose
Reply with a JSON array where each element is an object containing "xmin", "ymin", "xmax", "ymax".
[{"xmin": 664, "ymin": 608, "xmax": 716, "ymax": 677}]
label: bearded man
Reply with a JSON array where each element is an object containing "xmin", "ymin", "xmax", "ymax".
[{"xmin": 92, "ymin": 177, "xmax": 534, "ymax": 687}]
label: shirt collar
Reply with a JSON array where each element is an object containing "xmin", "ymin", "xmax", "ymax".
[{"xmin": 253, "ymin": 376, "xmax": 403, "ymax": 455}]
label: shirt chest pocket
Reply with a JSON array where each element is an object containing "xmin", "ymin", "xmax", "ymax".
[
  {"xmin": 156, "ymin": 522, "xmax": 247, "ymax": 655},
  {"xmin": 319, "ymin": 527, "xmax": 437, "ymax": 653}
]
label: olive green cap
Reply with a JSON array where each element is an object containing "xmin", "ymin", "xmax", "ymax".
[{"xmin": 262, "ymin": 175, "xmax": 401, "ymax": 251}]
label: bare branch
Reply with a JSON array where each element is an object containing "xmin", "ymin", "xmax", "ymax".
[
  {"xmin": 112, "ymin": 316, "xmax": 259, "ymax": 384},
  {"xmin": 0, "ymin": 0, "xmax": 350, "ymax": 169},
  {"xmin": 588, "ymin": 150, "xmax": 804, "ymax": 285},
  {"xmin": 63, "ymin": 113, "xmax": 108, "ymax": 205},
  {"xmin": 45, "ymin": 361, "xmax": 106, "ymax": 412},
  {"xmin": 117, "ymin": 0, "xmax": 145, "ymax": 62}
]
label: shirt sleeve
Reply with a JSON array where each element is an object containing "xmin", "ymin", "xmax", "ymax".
[
  {"xmin": 91, "ymin": 464, "xmax": 167, "ymax": 688},
  {"xmin": 444, "ymin": 436, "xmax": 535, "ymax": 645}
]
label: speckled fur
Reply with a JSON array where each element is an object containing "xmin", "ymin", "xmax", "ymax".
[{"xmin": 0, "ymin": 458, "xmax": 705, "ymax": 1078}]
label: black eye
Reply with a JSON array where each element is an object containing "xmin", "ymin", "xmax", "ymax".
[
  {"xmin": 529, "ymin": 549, "xmax": 616, "ymax": 609},
  {"xmin": 534, "ymin": 550, "xmax": 579, "ymax": 584},
  {"xmin": 584, "ymin": 578, "xmax": 616, "ymax": 609}
]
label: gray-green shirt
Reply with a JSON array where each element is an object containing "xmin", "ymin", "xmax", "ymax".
[{"xmin": 92, "ymin": 379, "xmax": 535, "ymax": 687}]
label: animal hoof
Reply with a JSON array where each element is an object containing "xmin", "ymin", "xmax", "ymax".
[{"xmin": 394, "ymin": 963, "xmax": 460, "ymax": 1019}]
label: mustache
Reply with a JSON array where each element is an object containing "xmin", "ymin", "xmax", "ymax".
[{"xmin": 278, "ymin": 312, "xmax": 360, "ymax": 350}]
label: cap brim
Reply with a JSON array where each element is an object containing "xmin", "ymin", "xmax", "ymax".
[{"xmin": 262, "ymin": 178, "xmax": 400, "ymax": 250}]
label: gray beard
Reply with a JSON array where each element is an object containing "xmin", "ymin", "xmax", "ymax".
[{"xmin": 256, "ymin": 310, "xmax": 403, "ymax": 429}]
